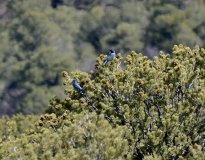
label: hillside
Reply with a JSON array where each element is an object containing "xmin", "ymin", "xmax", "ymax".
[{"xmin": 1, "ymin": 0, "xmax": 205, "ymax": 116}]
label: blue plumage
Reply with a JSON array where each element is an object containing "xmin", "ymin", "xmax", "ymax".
[
  {"xmin": 72, "ymin": 79, "xmax": 85, "ymax": 95},
  {"xmin": 103, "ymin": 49, "xmax": 116, "ymax": 65}
]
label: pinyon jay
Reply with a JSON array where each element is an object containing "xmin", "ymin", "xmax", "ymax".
[{"xmin": 103, "ymin": 49, "xmax": 116, "ymax": 65}]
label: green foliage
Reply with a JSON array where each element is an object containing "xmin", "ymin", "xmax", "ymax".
[
  {"xmin": 1, "ymin": 45, "xmax": 205, "ymax": 159},
  {"xmin": 0, "ymin": 0, "xmax": 84, "ymax": 115},
  {"xmin": 146, "ymin": 0, "xmax": 205, "ymax": 51},
  {"xmin": 0, "ymin": 113, "xmax": 131, "ymax": 159},
  {"xmin": 2, "ymin": 0, "xmax": 205, "ymax": 116},
  {"xmin": 45, "ymin": 45, "xmax": 205, "ymax": 159},
  {"xmin": 0, "ymin": 114, "xmax": 39, "ymax": 143},
  {"xmin": 79, "ymin": 1, "xmax": 149, "ymax": 52}
]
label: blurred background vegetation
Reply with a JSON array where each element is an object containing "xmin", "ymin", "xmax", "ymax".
[{"xmin": 1, "ymin": 0, "xmax": 205, "ymax": 116}]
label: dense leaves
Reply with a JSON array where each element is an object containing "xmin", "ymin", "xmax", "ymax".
[
  {"xmin": 0, "ymin": 45, "xmax": 205, "ymax": 160},
  {"xmin": 1, "ymin": 45, "xmax": 205, "ymax": 159},
  {"xmin": 0, "ymin": 113, "xmax": 132, "ymax": 160},
  {"xmin": 44, "ymin": 45, "xmax": 205, "ymax": 159},
  {"xmin": 1, "ymin": 0, "xmax": 205, "ymax": 116}
]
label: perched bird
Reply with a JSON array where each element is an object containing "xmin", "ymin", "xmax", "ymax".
[
  {"xmin": 72, "ymin": 79, "xmax": 97, "ymax": 110},
  {"xmin": 72, "ymin": 79, "xmax": 85, "ymax": 96},
  {"xmin": 103, "ymin": 49, "xmax": 116, "ymax": 65}
]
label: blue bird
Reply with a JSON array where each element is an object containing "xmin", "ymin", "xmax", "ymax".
[
  {"xmin": 103, "ymin": 49, "xmax": 116, "ymax": 65},
  {"xmin": 72, "ymin": 79, "xmax": 85, "ymax": 96}
]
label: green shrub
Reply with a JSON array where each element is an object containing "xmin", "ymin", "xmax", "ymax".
[
  {"xmin": 0, "ymin": 112, "xmax": 131, "ymax": 160},
  {"xmin": 1, "ymin": 45, "xmax": 205, "ymax": 159},
  {"xmin": 47, "ymin": 44, "xmax": 205, "ymax": 159}
]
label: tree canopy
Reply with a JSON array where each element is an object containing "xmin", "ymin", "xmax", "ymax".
[
  {"xmin": 1, "ymin": 45, "xmax": 205, "ymax": 159},
  {"xmin": 1, "ymin": 0, "xmax": 205, "ymax": 116}
]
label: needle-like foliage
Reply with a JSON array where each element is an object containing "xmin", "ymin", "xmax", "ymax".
[
  {"xmin": 1, "ymin": 45, "xmax": 205, "ymax": 159},
  {"xmin": 46, "ymin": 44, "xmax": 205, "ymax": 159}
]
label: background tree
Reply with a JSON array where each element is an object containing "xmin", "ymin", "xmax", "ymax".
[
  {"xmin": 1, "ymin": 0, "xmax": 205, "ymax": 116},
  {"xmin": 1, "ymin": 45, "xmax": 205, "ymax": 159},
  {"xmin": 0, "ymin": 0, "xmax": 94, "ymax": 115}
]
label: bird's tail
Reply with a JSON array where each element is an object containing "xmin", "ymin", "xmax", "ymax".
[{"xmin": 80, "ymin": 89, "xmax": 89, "ymax": 100}]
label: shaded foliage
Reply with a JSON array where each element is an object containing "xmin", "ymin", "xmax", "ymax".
[
  {"xmin": 1, "ymin": 45, "xmax": 205, "ymax": 159},
  {"xmin": 1, "ymin": 0, "xmax": 205, "ymax": 116}
]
